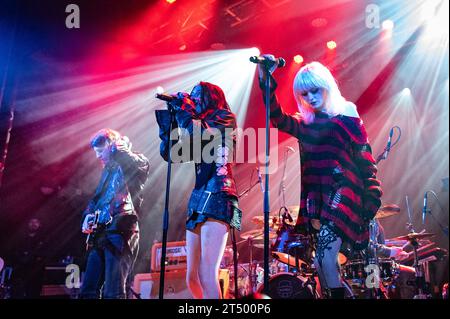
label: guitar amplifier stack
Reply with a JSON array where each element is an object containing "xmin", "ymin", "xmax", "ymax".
[
  {"xmin": 150, "ymin": 241, "xmax": 188, "ymax": 272},
  {"xmin": 133, "ymin": 241, "xmax": 190, "ymax": 299}
]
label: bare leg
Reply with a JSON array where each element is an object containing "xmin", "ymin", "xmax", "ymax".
[
  {"xmin": 199, "ymin": 219, "xmax": 229, "ymax": 299},
  {"xmin": 186, "ymin": 227, "xmax": 203, "ymax": 299}
]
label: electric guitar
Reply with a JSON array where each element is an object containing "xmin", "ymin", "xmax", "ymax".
[{"xmin": 85, "ymin": 210, "xmax": 100, "ymax": 251}]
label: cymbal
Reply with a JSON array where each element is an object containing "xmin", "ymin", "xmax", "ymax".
[
  {"xmin": 240, "ymin": 229, "xmax": 277, "ymax": 241},
  {"xmin": 375, "ymin": 204, "xmax": 401, "ymax": 219},
  {"xmin": 392, "ymin": 232, "xmax": 435, "ymax": 241}
]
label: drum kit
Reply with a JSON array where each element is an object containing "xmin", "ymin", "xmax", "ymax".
[{"xmin": 223, "ymin": 204, "xmax": 447, "ymax": 299}]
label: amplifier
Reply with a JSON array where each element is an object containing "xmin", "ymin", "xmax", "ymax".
[
  {"xmin": 151, "ymin": 241, "xmax": 187, "ymax": 272},
  {"xmin": 40, "ymin": 266, "xmax": 79, "ymax": 298},
  {"xmin": 133, "ymin": 270, "xmax": 192, "ymax": 299},
  {"xmin": 133, "ymin": 269, "xmax": 230, "ymax": 299}
]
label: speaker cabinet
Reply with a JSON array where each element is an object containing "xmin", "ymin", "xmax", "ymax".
[
  {"xmin": 133, "ymin": 269, "xmax": 230, "ymax": 299},
  {"xmin": 133, "ymin": 270, "xmax": 192, "ymax": 299}
]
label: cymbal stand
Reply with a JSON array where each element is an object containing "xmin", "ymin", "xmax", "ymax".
[
  {"xmin": 405, "ymin": 195, "xmax": 416, "ymax": 233},
  {"xmin": 366, "ymin": 219, "xmax": 388, "ymax": 299},
  {"xmin": 410, "ymin": 236, "xmax": 429, "ymax": 299},
  {"xmin": 246, "ymin": 236, "xmax": 259, "ymax": 295}
]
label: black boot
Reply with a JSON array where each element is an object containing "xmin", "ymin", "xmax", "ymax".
[{"xmin": 327, "ymin": 287, "xmax": 346, "ymax": 299}]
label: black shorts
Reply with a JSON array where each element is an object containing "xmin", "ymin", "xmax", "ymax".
[{"xmin": 186, "ymin": 191, "xmax": 242, "ymax": 231}]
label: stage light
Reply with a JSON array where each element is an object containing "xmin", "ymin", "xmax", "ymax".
[
  {"xmin": 382, "ymin": 19, "xmax": 394, "ymax": 31},
  {"xmin": 250, "ymin": 47, "xmax": 260, "ymax": 56},
  {"xmin": 156, "ymin": 86, "xmax": 164, "ymax": 94},
  {"xmin": 421, "ymin": 0, "xmax": 449, "ymax": 38},
  {"xmin": 327, "ymin": 41, "xmax": 337, "ymax": 50},
  {"xmin": 166, "ymin": 0, "xmax": 176, "ymax": 4},
  {"xmin": 293, "ymin": 55, "xmax": 304, "ymax": 64},
  {"xmin": 401, "ymin": 88, "xmax": 411, "ymax": 95}
]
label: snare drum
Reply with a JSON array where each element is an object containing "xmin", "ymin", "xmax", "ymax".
[{"xmin": 342, "ymin": 259, "xmax": 366, "ymax": 281}]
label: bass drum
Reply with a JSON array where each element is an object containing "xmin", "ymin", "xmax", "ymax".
[{"xmin": 257, "ymin": 273, "xmax": 318, "ymax": 299}]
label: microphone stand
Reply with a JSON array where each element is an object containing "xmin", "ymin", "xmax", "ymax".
[
  {"xmin": 278, "ymin": 148, "xmax": 289, "ymax": 209},
  {"xmin": 232, "ymin": 178, "xmax": 262, "ymax": 298},
  {"xmin": 424, "ymin": 190, "xmax": 449, "ymax": 237},
  {"xmin": 375, "ymin": 126, "xmax": 401, "ymax": 164},
  {"xmin": 262, "ymin": 65, "xmax": 272, "ymax": 294},
  {"xmin": 159, "ymin": 104, "xmax": 176, "ymax": 299},
  {"xmin": 405, "ymin": 195, "xmax": 416, "ymax": 233}
]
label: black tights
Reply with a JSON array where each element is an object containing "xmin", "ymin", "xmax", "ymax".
[{"xmin": 314, "ymin": 224, "xmax": 343, "ymax": 289}]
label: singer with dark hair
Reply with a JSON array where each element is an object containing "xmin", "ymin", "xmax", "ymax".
[
  {"xmin": 257, "ymin": 57, "xmax": 383, "ymax": 298},
  {"xmin": 80, "ymin": 129, "xmax": 149, "ymax": 299},
  {"xmin": 156, "ymin": 82, "xmax": 242, "ymax": 299}
]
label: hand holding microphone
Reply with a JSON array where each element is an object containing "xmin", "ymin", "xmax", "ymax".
[
  {"xmin": 251, "ymin": 54, "xmax": 286, "ymax": 82},
  {"xmin": 156, "ymin": 92, "xmax": 190, "ymax": 111}
]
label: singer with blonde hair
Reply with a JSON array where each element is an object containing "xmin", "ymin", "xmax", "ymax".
[{"xmin": 257, "ymin": 57, "xmax": 383, "ymax": 298}]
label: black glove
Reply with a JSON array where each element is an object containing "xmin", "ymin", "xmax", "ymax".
[{"xmin": 168, "ymin": 92, "xmax": 193, "ymax": 112}]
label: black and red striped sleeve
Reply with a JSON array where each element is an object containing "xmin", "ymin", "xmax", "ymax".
[
  {"xmin": 259, "ymin": 75, "xmax": 302, "ymax": 137},
  {"xmin": 350, "ymin": 118, "xmax": 383, "ymax": 221}
]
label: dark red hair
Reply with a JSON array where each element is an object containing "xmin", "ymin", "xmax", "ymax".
[{"xmin": 196, "ymin": 81, "xmax": 231, "ymax": 119}]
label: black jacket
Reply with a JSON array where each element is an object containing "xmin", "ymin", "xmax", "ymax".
[
  {"xmin": 82, "ymin": 143, "xmax": 150, "ymax": 233},
  {"xmin": 155, "ymin": 105, "xmax": 237, "ymax": 196}
]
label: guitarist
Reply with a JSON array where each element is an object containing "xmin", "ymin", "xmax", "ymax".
[{"xmin": 80, "ymin": 129, "xmax": 149, "ymax": 299}]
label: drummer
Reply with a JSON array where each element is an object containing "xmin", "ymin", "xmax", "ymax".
[
  {"xmin": 374, "ymin": 219, "xmax": 409, "ymax": 260},
  {"xmin": 342, "ymin": 218, "xmax": 409, "ymax": 261}
]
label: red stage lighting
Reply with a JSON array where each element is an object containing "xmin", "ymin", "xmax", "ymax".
[
  {"xmin": 327, "ymin": 41, "xmax": 337, "ymax": 50},
  {"xmin": 166, "ymin": 0, "xmax": 176, "ymax": 4},
  {"xmin": 293, "ymin": 55, "xmax": 304, "ymax": 64}
]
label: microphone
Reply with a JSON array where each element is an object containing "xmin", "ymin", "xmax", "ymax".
[
  {"xmin": 249, "ymin": 55, "xmax": 286, "ymax": 68},
  {"xmin": 256, "ymin": 166, "xmax": 264, "ymax": 193},
  {"xmin": 422, "ymin": 191, "xmax": 428, "ymax": 225},
  {"xmin": 155, "ymin": 93, "xmax": 176, "ymax": 102},
  {"xmin": 384, "ymin": 127, "xmax": 394, "ymax": 159}
]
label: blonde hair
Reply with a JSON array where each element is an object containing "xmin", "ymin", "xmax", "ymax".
[{"xmin": 293, "ymin": 62, "xmax": 347, "ymax": 124}]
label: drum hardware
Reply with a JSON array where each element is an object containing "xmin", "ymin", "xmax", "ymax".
[
  {"xmin": 393, "ymin": 232, "xmax": 435, "ymax": 299},
  {"xmin": 391, "ymin": 232, "xmax": 436, "ymax": 241},
  {"xmin": 240, "ymin": 228, "xmax": 277, "ymax": 241},
  {"xmin": 256, "ymin": 272, "xmax": 317, "ymax": 299}
]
